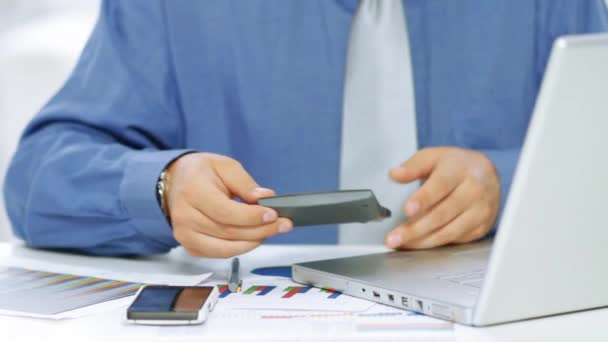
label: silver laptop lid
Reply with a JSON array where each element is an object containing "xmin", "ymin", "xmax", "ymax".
[{"xmin": 475, "ymin": 33, "xmax": 608, "ymax": 325}]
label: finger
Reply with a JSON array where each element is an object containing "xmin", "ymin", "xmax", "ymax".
[
  {"xmin": 389, "ymin": 148, "xmax": 444, "ymax": 184},
  {"xmin": 189, "ymin": 208, "xmax": 293, "ymax": 241},
  {"xmin": 452, "ymin": 224, "xmax": 490, "ymax": 244},
  {"xmin": 175, "ymin": 227, "xmax": 262, "ymax": 258},
  {"xmin": 403, "ymin": 160, "xmax": 465, "ymax": 216},
  {"xmin": 223, "ymin": 218, "xmax": 293, "ymax": 240},
  {"xmin": 195, "ymin": 184, "xmax": 278, "ymax": 226},
  {"xmin": 402, "ymin": 206, "xmax": 485, "ymax": 249},
  {"xmin": 213, "ymin": 157, "xmax": 275, "ymax": 203},
  {"xmin": 395, "ymin": 182, "xmax": 474, "ymax": 243}
]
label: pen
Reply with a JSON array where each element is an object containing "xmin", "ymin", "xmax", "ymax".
[{"xmin": 228, "ymin": 257, "xmax": 242, "ymax": 293}]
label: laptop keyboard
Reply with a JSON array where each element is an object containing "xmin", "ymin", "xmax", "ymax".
[{"xmin": 438, "ymin": 269, "xmax": 486, "ymax": 288}]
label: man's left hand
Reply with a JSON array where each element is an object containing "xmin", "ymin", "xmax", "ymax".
[{"xmin": 386, "ymin": 147, "xmax": 500, "ymax": 249}]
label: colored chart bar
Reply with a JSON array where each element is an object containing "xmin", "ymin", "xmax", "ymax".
[
  {"xmin": 31, "ymin": 274, "xmax": 83, "ymax": 290},
  {"xmin": 320, "ymin": 288, "xmax": 342, "ymax": 299},
  {"xmin": 243, "ymin": 285, "xmax": 259, "ymax": 295},
  {"xmin": 80, "ymin": 280, "xmax": 133, "ymax": 296},
  {"xmin": 22, "ymin": 272, "xmax": 58, "ymax": 282},
  {"xmin": 44, "ymin": 274, "xmax": 82, "ymax": 286},
  {"xmin": 243, "ymin": 285, "xmax": 276, "ymax": 296},
  {"xmin": 258, "ymin": 286, "xmax": 275, "ymax": 296},
  {"xmin": 59, "ymin": 278, "xmax": 109, "ymax": 292},
  {"xmin": 107, "ymin": 284, "xmax": 142, "ymax": 299},
  {"xmin": 0, "ymin": 266, "xmax": 148, "ymax": 316},
  {"xmin": 217, "ymin": 285, "xmax": 233, "ymax": 298},
  {"xmin": 33, "ymin": 272, "xmax": 56, "ymax": 279},
  {"xmin": 282, "ymin": 286, "xmax": 311, "ymax": 298}
]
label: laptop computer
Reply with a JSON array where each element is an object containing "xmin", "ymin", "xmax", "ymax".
[{"xmin": 292, "ymin": 33, "xmax": 608, "ymax": 326}]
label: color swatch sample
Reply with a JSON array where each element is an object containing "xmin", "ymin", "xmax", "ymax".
[{"xmin": 0, "ymin": 266, "xmax": 142, "ymax": 315}]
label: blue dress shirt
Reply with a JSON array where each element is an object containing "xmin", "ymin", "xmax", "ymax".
[{"xmin": 3, "ymin": 0, "xmax": 607, "ymax": 255}]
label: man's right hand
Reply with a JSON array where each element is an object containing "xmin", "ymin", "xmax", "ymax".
[{"xmin": 164, "ymin": 153, "xmax": 293, "ymax": 258}]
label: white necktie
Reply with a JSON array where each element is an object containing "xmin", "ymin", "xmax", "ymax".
[{"xmin": 339, "ymin": 0, "xmax": 418, "ymax": 244}]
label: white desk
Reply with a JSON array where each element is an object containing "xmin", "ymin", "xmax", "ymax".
[{"xmin": 0, "ymin": 242, "xmax": 606, "ymax": 341}]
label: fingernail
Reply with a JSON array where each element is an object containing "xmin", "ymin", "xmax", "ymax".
[
  {"xmin": 406, "ymin": 200, "xmax": 419, "ymax": 216},
  {"xmin": 390, "ymin": 166, "xmax": 404, "ymax": 175},
  {"xmin": 386, "ymin": 232, "xmax": 402, "ymax": 249},
  {"xmin": 253, "ymin": 187, "xmax": 273, "ymax": 197},
  {"xmin": 263, "ymin": 210, "xmax": 277, "ymax": 223},
  {"xmin": 278, "ymin": 222, "xmax": 293, "ymax": 233}
]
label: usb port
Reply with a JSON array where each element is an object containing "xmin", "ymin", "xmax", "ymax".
[
  {"xmin": 401, "ymin": 296, "xmax": 409, "ymax": 307},
  {"xmin": 388, "ymin": 294, "xmax": 395, "ymax": 302},
  {"xmin": 372, "ymin": 291, "xmax": 380, "ymax": 298}
]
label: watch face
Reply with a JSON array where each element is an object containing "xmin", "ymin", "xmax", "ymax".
[{"xmin": 156, "ymin": 173, "xmax": 165, "ymax": 205}]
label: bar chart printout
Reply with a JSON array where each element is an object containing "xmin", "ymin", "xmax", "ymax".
[
  {"xmin": 212, "ymin": 278, "xmax": 372, "ymax": 311},
  {"xmin": 217, "ymin": 284, "xmax": 341, "ymax": 299},
  {"xmin": 0, "ymin": 266, "xmax": 142, "ymax": 315}
]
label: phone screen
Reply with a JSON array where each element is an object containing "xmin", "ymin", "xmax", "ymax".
[{"xmin": 127, "ymin": 286, "xmax": 214, "ymax": 321}]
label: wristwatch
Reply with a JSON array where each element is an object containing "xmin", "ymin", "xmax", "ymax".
[{"xmin": 156, "ymin": 170, "xmax": 171, "ymax": 223}]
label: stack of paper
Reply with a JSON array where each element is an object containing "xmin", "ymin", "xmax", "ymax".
[{"xmin": 0, "ymin": 259, "xmax": 211, "ymax": 319}]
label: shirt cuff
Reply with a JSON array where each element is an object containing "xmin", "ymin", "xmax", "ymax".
[
  {"xmin": 120, "ymin": 149, "xmax": 194, "ymax": 248},
  {"xmin": 479, "ymin": 148, "xmax": 521, "ymax": 231}
]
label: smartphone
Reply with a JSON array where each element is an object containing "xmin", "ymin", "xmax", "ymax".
[
  {"xmin": 126, "ymin": 285, "xmax": 219, "ymax": 325},
  {"xmin": 258, "ymin": 189, "xmax": 391, "ymax": 226}
]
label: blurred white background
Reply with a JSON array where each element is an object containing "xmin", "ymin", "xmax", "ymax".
[{"xmin": 0, "ymin": 0, "xmax": 99, "ymax": 241}]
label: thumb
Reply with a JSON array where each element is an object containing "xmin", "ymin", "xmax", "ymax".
[
  {"xmin": 214, "ymin": 158, "xmax": 275, "ymax": 203},
  {"xmin": 389, "ymin": 148, "xmax": 443, "ymax": 183}
]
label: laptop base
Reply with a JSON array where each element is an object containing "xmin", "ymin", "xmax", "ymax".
[{"xmin": 292, "ymin": 240, "xmax": 492, "ymax": 325}]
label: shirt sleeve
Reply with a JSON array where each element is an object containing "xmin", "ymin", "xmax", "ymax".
[
  {"xmin": 535, "ymin": 0, "xmax": 608, "ymax": 77},
  {"xmin": 3, "ymin": 1, "xmax": 191, "ymax": 256},
  {"xmin": 479, "ymin": 148, "xmax": 520, "ymax": 230},
  {"xmin": 548, "ymin": 0, "xmax": 608, "ymax": 35},
  {"xmin": 481, "ymin": 1, "xmax": 607, "ymax": 231}
]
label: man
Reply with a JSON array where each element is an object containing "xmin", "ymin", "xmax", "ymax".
[{"xmin": 4, "ymin": 1, "xmax": 607, "ymax": 257}]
